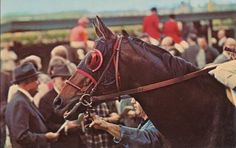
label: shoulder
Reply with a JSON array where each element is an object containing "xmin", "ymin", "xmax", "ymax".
[
  {"xmin": 10, "ymin": 91, "xmax": 27, "ymax": 103},
  {"xmin": 213, "ymin": 54, "xmax": 229, "ymax": 64},
  {"xmin": 6, "ymin": 92, "xmax": 29, "ymax": 113},
  {"xmin": 39, "ymin": 89, "xmax": 57, "ymax": 105},
  {"xmin": 208, "ymin": 46, "xmax": 219, "ymax": 54}
]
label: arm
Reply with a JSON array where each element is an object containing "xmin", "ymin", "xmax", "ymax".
[
  {"xmin": 90, "ymin": 116, "xmax": 160, "ymax": 146},
  {"xmin": 103, "ymin": 112, "xmax": 120, "ymax": 123},
  {"xmin": 118, "ymin": 121, "xmax": 159, "ymax": 146},
  {"xmin": 38, "ymin": 96, "xmax": 62, "ymax": 131},
  {"xmin": 89, "ymin": 116, "xmax": 121, "ymax": 139}
]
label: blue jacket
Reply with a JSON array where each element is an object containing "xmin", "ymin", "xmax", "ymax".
[{"xmin": 115, "ymin": 119, "xmax": 161, "ymax": 148}]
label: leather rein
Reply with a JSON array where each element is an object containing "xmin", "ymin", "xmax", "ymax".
[{"xmin": 66, "ymin": 36, "xmax": 216, "ymax": 104}]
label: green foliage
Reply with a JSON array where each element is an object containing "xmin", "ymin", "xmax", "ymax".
[{"xmin": 1, "ymin": 25, "xmax": 142, "ymax": 45}]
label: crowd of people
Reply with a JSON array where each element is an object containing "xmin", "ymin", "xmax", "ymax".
[{"xmin": 0, "ymin": 7, "xmax": 236, "ymax": 148}]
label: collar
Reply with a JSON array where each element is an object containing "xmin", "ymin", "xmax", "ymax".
[
  {"xmin": 54, "ymin": 86, "xmax": 60, "ymax": 94},
  {"xmin": 18, "ymin": 87, "xmax": 34, "ymax": 102},
  {"xmin": 223, "ymin": 51, "xmax": 231, "ymax": 59},
  {"xmin": 138, "ymin": 118, "xmax": 150, "ymax": 129}
]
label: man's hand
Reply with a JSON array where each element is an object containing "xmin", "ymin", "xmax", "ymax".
[
  {"xmin": 89, "ymin": 114, "xmax": 122, "ymax": 139},
  {"xmin": 89, "ymin": 115, "xmax": 109, "ymax": 131},
  {"xmin": 45, "ymin": 132, "xmax": 59, "ymax": 142},
  {"xmin": 66, "ymin": 121, "xmax": 80, "ymax": 129}
]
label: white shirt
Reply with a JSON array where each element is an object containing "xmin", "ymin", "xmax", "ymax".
[{"xmin": 196, "ymin": 49, "xmax": 206, "ymax": 68}]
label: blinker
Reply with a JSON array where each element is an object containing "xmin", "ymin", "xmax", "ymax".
[{"xmin": 86, "ymin": 49, "xmax": 103, "ymax": 72}]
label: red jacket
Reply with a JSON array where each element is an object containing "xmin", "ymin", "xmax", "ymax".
[
  {"xmin": 163, "ymin": 20, "xmax": 182, "ymax": 43},
  {"xmin": 142, "ymin": 13, "xmax": 160, "ymax": 39},
  {"xmin": 70, "ymin": 25, "xmax": 88, "ymax": 42}
]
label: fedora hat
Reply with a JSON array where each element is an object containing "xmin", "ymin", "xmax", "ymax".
[
  {"xmin": 12, "ymin": 63, "xmax": 40, "ymax": 84},
  {"xmin": 50, "ymin": 65, "xmax": 71, "ymax": 79}
]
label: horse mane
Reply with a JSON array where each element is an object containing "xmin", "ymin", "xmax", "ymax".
[{"xmin": 129, "ymin": 37, "xmax": 198, "ymax": 77}]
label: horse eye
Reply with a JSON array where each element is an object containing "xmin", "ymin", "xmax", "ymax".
[{"xmin": 85, "ymin": 50, "xmax": 103, "ymax": 72}]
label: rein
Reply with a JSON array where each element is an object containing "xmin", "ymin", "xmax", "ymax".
[{"xmin": 92, "ymin": 66, "xmax": 217, "ymax": 102}]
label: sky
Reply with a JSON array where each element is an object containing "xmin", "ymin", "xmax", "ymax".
[{"xmin": 1, "ymin": 0, "xmax": 236, "ymax": 17}]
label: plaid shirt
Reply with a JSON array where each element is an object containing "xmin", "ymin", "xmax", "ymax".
[{"xmin": 84, "ymin": 103, "xmax": 116, "ymax": 148}]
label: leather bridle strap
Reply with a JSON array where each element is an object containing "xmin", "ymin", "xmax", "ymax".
[
  {"xmin": 92, "ymin": 66, "xmax": 217, "ymax": 102},
  {"xmin": 114, "ymin": 36, "xmax": 122, "ymax": 91},
  {"xmin": 65, "ymin": 80, "xmax": 82, "ymax": 90},
  {"xmin": 90, "ymin": 36, "xmax": 123, "ymax": 95}
]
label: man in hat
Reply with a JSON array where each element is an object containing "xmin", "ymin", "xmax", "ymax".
[
  {"xmin": 5, "ymin": 63, "xmax": 59, "ymax": 148},
  {"xmin": 39, "ymin": 65, "xmax": 85, "ymax": 148}
]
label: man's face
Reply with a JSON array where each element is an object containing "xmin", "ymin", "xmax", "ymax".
[
  {"xmin": 131, "ymin": 98, "xmax": 144, "ymax": 117},
  {"xmin": 225, "ymin": 39, "xmax": 236, "ymax": 51},
  {"xmin": 53, "ymin": 77, "xmax": 67, "ymax": 91},
  {"xmin": 217, "ymin": 30, "xmax": 225, "ymax": 39},
  {"xmin": 26, "ymin": 77, "xmax": 39, "ymax": 96},
  {"xmin": 197, "ymin": 38, "xmax": 207, "ymax": 49},
  {"xmin": 224, "ymin": 38, "xmax": 236, "ymax": 60}
]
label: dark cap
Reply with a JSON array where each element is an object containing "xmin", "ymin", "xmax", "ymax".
[
  {"xmin": 50, "ymin": 65, "xmax": 71, "ymax": 79},
  {"xmin": 224, "ymin": 47, "xmax": 236, "ymax": 53},
  {"xmin": 12, "ymin": 63, "xmax": 40, "ymax": 84},
  {"xmin": 151, "ymin": 7, "xmax": 157, "ymax": 12}
]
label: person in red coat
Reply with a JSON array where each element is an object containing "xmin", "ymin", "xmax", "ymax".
[
  {"xmin": 163, "ymin": 14, "xmax": 182, "ymax": 43},
  {"xmin": 70, "ymin": 17, "xmax": 89, "ymax": 50},
  {"xmin": 142, "ymin": 7, "xmax": 160, "ymax": 40}
]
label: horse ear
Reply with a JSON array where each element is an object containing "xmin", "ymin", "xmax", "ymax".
[
  {"xmin": 95, "ymin": 16, "xmax": 114, "ymax": 39},
  {"xmin": 121, "ymin": 30, "xmax": 129, "ymax": 37},
  {"xmin": 93, "ymin": 21, "xmax": 103, "ymax": 38}
]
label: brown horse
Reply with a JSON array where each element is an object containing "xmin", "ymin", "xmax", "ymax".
[{"xmin": 54, "ymin": 16, "xmax": 236, "ymax": 148}]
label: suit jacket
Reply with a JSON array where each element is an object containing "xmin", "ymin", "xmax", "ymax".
[
  {"xmin": 182, "ymin": 44, "xmax": 199, "ymax": 66},
  {"xmin": 182, "ymin": 45, "xmax": 219, "ymax": 68},
  {"xmin": 116, "ymin": 119, "xmax": 161, "ymax": 148},
  {"xmin": 5, "ymin": 90, "xmax": 50, "ymax": 148},
  {"xmin": 39, "ymin": 88, "xmax": 85, "ymax": 148}
]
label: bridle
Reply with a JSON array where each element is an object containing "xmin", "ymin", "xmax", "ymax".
[
  {"xmin": 63, "ymin": 35, "xmax": 123, "ymax": 118},
  {"xmin": 64, "ymin": 35, "xmax": 217, "ymax": 116}
]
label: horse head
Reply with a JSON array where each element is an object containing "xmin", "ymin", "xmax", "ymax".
[{"xmin": 53, "ymin": 16, "xmax": 126, "ymax": 120}]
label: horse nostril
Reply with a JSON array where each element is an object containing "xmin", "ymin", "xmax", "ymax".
[{"xmin": 53, "ymin": 96, "xmax": 62, "ymax": 109}]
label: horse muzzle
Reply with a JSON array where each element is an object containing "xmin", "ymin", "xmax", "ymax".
[{"xmin": 53, "ymin": 94, "xmax": 91, "ymax": 120}]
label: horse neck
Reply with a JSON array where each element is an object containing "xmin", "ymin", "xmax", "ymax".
[
  {"xmin": 131, "ymin": 74, "xmax": 229, "ymax": 147},
  {"xmin": 119, "ymin": 40, "xmax": 197, "ymax": 90}
]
